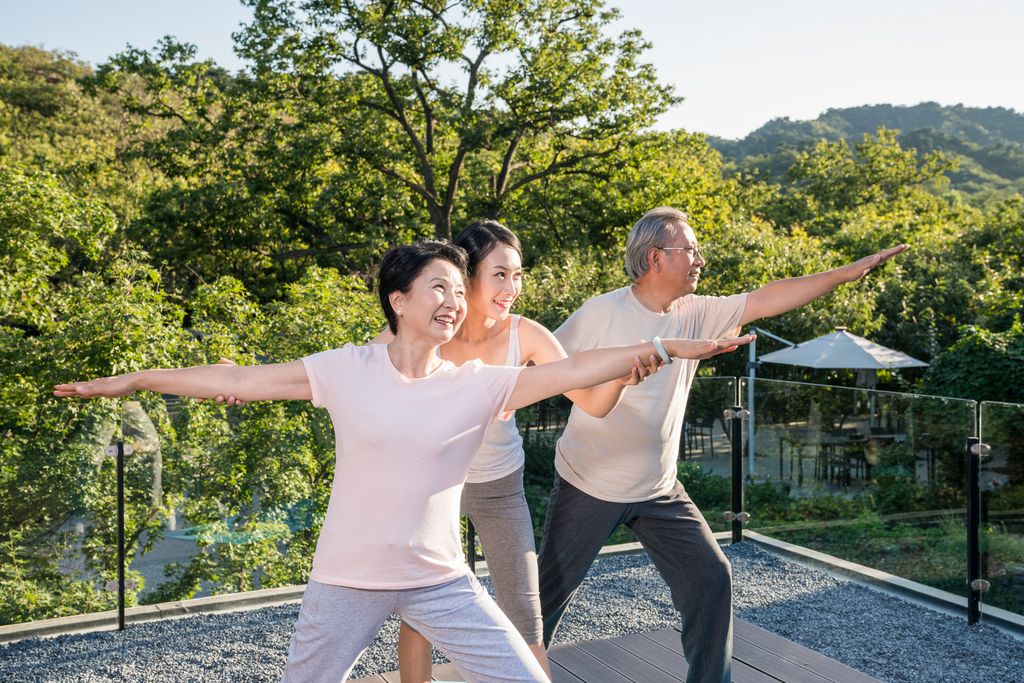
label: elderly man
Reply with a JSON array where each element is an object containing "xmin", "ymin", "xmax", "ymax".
[{"xmin": 538, "ymin": 206, "xmax": 906, "ymax": 683}]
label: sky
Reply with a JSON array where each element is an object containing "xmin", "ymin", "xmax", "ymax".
[{"xmin": 3, "ymin": 0, "xmax": 1022, "ymax": 140}]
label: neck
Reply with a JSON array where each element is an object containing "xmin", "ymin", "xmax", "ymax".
[
  {"xmin": 454, "ymin": 308, "xmax": 507, "ymax": 344},
  {"xmin": 631, "ymin": 278, "xmax": 686, "ymax": 314},
  {"xmin": 387, "ymin": 333, "xmax": 444, "ymax": 378}
]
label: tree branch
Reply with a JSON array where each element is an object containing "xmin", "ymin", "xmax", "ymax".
[
  {"xmin": 494, "ymin": 130, "xmax": 526, "ymax": 197},
  {"xmin": 411, "ymin": 72, "xmax": 435, "ymax": 154},
  {"xmin": 503, "ymin": 146, "xmax": 620, "ymax": 197}
]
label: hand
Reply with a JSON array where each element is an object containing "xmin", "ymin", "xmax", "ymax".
[
  {"xmin": 664, "ymin": 334, "xmax": 755, "ymax": 361},
  {"xmin": 615, "ymin": 340, "xmax": 663, "ymax": 385},
  {"xmin": 199, "ymin": 358, "xmax": 248, "ymax": 407},
  {"xmin": 840, "ymin": 244, "xmax": 909, "ymax": 283},
  {"xmin": 54, "ymin": 373, "xmax": 138, "ymax": 399}
]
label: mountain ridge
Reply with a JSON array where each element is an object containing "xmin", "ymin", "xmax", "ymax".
[{"xmin": 708, "ymin": 103, "xmax": 1024, "ymax": 205}]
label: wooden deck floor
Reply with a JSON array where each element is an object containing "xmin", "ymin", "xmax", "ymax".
[{"xmin": 354, "ymin": 618, "xmax": 883, "ymax": 683}]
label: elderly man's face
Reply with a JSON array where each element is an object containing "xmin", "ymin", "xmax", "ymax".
[{"xmin": 656, "ymin": 224, "xmax": 706, "ymax": 296}]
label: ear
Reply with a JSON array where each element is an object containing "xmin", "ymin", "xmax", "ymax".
[
  {"xmin": 647, "ymin": 247, "xmax": 663, "ymax": 273},
  {"xmin": 389, "ymin": 290, "xmax": 404, "ymax": 313}
]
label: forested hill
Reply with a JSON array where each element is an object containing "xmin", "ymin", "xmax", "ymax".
[{"xmin": 709, "ymin": 103, "xmax": 1024, "ymax": 206}]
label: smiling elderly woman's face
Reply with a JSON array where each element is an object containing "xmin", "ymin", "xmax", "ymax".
[{"xmin": 389, "ymin": 259, "xmax": 467, "ymax": 343}]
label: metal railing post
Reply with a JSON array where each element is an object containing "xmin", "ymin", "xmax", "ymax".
[
  {"xmin": 966, "ymin": 437, "xmax": 981, "ymax": 625},
  {"xmin": 731, "ymin": 406, "xmax": 744, "ymax": 543},
  {"xmin": 117, "ymin": 439, "xmax": 125, "ymax": 631},
  {"xmin": 966, "ymin": 437, "xmax": 994, "ymax": 625}
]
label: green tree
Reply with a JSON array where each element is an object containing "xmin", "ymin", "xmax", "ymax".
[
  {"xmin": 234, "ymin": 0, "xmax": 678, "ymax": 240},
  {"xmin": 920, "ymin": 320, "xmax": 1024, "ymax": 404},
  {"xmin": 91, "ymin": 40, "xmax": 420, "ymax": 300},
  {"xmin": 0, "ymin": 45, "xmax": 155, "ymax": 225},
  {"xmin": 768, "ymin": 127, "xmax": 956, "ymax": 234},
  {"xmin": 0, "ymin": 161, "xmax": 116, "ymax": 333},
  {"xmin": 493, "ymin": 130, "xmax": 735, "ymax": 265}
]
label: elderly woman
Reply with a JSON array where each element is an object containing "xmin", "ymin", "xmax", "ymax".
[
  {"xmin": 376, "ymin": 221, "xmax": 660, "ymax": 682},
  {"xmin": 55, "ymin": 240, "xmax": 752, "ymax": 683}
]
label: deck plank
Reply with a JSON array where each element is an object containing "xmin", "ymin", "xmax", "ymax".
[
  {"xmin": 422, "ymin": 652, "xmax": 583, "ymax": 683},
  {"xmin": 574, "ymin": 637, "xmax": 683, "ymax": 683},
  {"xmin": 634, "ymin": 628, "xmax": 781, "ymax": 683},
  {"xmin": 730, "ymin": 637, "xmax": 834, "ymax": 683},
  {"xmin": 353, "ymin": 617, "xmax": 884, "ymax": 683},
  {"xmin": 547, "ymin": 643, "xmax": 634, "ymax": 683},
  {"xmin": 549, "ymin": 658, "xmax": 585, "ymax": 683},
  {"xmin": 733, "ymin": 620, "xmax": 883, "ymax": 683}
]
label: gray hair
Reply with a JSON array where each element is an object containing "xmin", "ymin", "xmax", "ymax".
[{"xmin": 624, "ymin": 207, "xmax": 689, "ymax": 280}]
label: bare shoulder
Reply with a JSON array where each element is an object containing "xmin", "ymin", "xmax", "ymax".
[{"xmin": 517, "ymin": 316, "xmax": 567, "ymax": 364}]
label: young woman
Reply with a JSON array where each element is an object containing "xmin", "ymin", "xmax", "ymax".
[
  {"xmin": 55, "ymin": 240, "xmax": 751, "ymax": 683},
  {"xmin": 375, "ymin": 221, "xmax": 662, "ymax": 682}
]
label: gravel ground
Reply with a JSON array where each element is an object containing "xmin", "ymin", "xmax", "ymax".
[{"xmin": 3, "ymin": 543, "xmax": 1022, "ymax": 682}]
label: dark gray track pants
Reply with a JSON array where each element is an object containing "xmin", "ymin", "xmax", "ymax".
[{"xmin": 537, "ymin": 475, "xmax": 732, "ymax": 683}]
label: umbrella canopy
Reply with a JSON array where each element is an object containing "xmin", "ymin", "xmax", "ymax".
[{"xmin": 758, "ymin": 328, "xmax": 929, "ymax": 370}]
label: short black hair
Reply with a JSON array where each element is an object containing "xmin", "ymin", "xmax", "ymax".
[
  {"xmin": 378, "ymin": 240, "xmax": 469, "ymax": 334},
  {"xmin": 454, "ymin": 220, "xmax": 522, "ymax": 278}
]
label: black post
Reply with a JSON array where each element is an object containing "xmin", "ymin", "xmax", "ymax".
[
  {"xmin": 731, "ymin": 406, "xmax": 743, "ymax": 544},
  {"xmin": 117, "ymin": 439, "xmax": 126, "ymax": 631},
  {"xmin": 966, "ymin": 437, "xmax": 981, "ymax": 625},
  {"xmin": 466, "ymin": 518, "xmax": 476, "ymax": 574}
]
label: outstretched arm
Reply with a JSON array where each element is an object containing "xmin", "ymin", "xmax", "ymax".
[
  {"xmin": 54, "ymin": 360, "xmax": 312, "ymax": 402},
  {"xmin": 740, "ymin": 245, "xmax": 908, "ymax": 326},
  {"xmin": 506, "ymin": 336, "xmax": 753, "ymax": 411}
]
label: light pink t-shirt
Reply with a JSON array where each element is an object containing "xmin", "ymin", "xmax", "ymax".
[
  {"xmin": 554, "ymin": 286, "xmax": 748, "ymax": 503},
  {"xmin": 301, "ymin": 343, "xmax": 523, "ymax": 589}
]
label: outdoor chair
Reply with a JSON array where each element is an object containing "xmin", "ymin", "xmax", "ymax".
[
  {"xmin": 780, "ymin": 427, "xmax": 819, "ymax": 486},
  {"xmin": 683, "ymin": 415, "xmax": 713, "ymax": 457}
]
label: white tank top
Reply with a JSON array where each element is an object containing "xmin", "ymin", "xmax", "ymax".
[{"xmin": 464, "ymin": 315, "xmax": 525, "ymax": 484}]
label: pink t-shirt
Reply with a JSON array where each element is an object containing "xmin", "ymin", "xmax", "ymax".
[{"xmin": 301, "ymin": 343, "xmax": 523, "ymax": 589}]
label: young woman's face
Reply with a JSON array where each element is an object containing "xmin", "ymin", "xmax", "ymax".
[
  {"xmin": 392, "ymin": 259, "xmax": 466, "ymax": 344},
  {"xmin": 467, "ymin": 244, "xmax": 522, "ymax": 321}
]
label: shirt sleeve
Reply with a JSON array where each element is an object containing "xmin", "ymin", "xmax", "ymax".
[
  {"xmin": 695, "ymin": 293, "xmax": 749, "ymax": 340},
  {"xmin": 300, "ymin": 345, "xmax": 352, "ymax": 408},
  {"xmin": 472, "ymin": 362, "xmax": 526, "ymax": 423},
  {"xmin": 553, "ymin": 299, "xmax": 603, "ymax": 355}
]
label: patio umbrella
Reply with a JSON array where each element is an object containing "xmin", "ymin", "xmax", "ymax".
[
  {"xmin": 757, "ymin": 328, "xmax": 929, "ymax": 370},
  {"xmin": 755, "ymin": 327, "xmax": 928, "ymax": 440}
]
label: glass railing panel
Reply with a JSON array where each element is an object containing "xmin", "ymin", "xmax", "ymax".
[
  {"xmin": 679, "ymin": 377, "xmax": 737, "ymax": 534},
  {"xmin": 979, "ymin": 401, "xmax": 1024, "ymax": 618},
  {"xmin": 123, "ymin": 394, "xmax": 333, "ymax": 610},
  {"xmin": 740, "ymin": 378, "xmax": 976, "ymax": 599},
  {"xmin": 0, "ymin": 399, "xmax": 121, "ymax": 627}
]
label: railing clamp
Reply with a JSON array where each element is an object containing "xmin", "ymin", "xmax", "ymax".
[
  {"xmin": 105, "ymin": 578, "xmax": 136, "ymax": 592},
  {"xmin": 723, "ymin": 511, "xmax": 750, "ymax": 523},
  {"xmin": 724, "ymin": 409, "xmax": 750, "ymax": 420},
  {"xmin": 970, "ymin": 443, "xmax": 990, "ymax": 456},
  {"xmin": 105, "ymin": 444, "xmax": 134, "ymax": 457},
  {"xmin": 970, "ymin": 579, "xmax": 991, "ymax": 592}
]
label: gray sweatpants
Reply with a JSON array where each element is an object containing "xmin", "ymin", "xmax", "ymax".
[
  {"xmin": 281, "ymin": 574, "xmax": 547, "ymax": 683},
  {"xmin": 462, "ymin": 466, "xmax": 542, "ymax": 643},
  {"xmin": 537, "ymin": 476, "xmax": 732, "ymax": 683}
]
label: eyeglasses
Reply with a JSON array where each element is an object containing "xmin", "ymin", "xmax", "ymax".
[{"xmin": 659, "ymin": 246, "xmax": 706, "ymax": 259}]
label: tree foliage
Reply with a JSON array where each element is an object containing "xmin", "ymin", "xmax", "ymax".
[
  {"xmin": 920, "ymin": 319, "xmax": 1024, "ymax": 404},
  {"xmin": 712, "ymin": 102, "xmax": 1024, "ymax": 210},
  {"xmin": 232, "ymin": 0, "xmax": 677, "ymax": 240}
]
